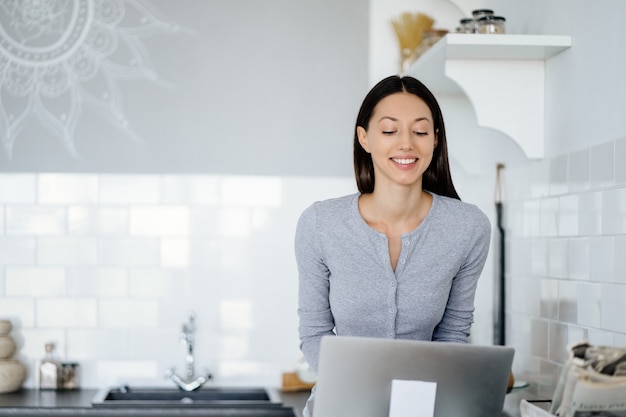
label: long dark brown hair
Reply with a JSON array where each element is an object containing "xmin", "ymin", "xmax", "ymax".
[{"xmin": 353, "ymin": 75, "xmax": 460, "ymax": 200}]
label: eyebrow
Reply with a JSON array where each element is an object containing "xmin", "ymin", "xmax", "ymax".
[{"xmin": 377, "ymin": 116, "xmax": 431, "ymax": 123}]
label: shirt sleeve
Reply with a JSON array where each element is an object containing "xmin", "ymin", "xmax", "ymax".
[
  {"xmin": 432, "ymin": 208, "xmax": 491, "ymax": 343},
  {"xmin": 294, "ymin": 204, "xmax": 336, "ymax": 372}
]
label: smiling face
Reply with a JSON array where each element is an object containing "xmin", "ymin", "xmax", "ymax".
[{"xmin": 356, "ymin": 92, "xmax": 438, "ymax": 191}]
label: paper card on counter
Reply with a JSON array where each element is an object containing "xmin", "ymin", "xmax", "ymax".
[{"xmin": 388, "ymin": 379, "xmax": 437, "ymax": 417}]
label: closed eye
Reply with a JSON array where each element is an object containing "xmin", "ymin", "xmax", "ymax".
[
  {"xmin": 414, "ymin": 131, "xmax": 428, "ymax": 136},
  {"xmin": 383, "ymin": 131, "xmax": 396, "ymax": 135}
]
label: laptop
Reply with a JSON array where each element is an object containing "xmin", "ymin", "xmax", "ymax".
[{"xmin": 313, "ymin": 336, "xmax": 515, "ymax": 417}]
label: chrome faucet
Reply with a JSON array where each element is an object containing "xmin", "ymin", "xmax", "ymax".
[{"xmin": 165, "ymin": 311, "xmax": 212, "ymax": 391}]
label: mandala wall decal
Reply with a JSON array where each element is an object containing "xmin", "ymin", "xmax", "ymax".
[{"xmin": 0, "ymin": 0, "xmax": 181, "ymax": 159}]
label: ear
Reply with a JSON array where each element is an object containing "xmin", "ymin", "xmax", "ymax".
[
  {"xmin": 357, "ymin": 126, "xmax": 371, "ymax": 153},
  {"xmin": 434, "ymin": 129, "xmax": 439, "ymax": 149}
]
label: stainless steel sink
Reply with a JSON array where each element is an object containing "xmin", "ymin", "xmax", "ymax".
[{"xmin": 91, "ymin": 386, "xmax": 283, "ymax": 408}]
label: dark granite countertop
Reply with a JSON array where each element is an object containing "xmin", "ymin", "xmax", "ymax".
[
  {"xmin": 0, "ymin": 387, "xmax": 548, "ymax": 416},
  {"xmin": 0, "ymin": 388, "xmax": 308, "ymax": 416}
]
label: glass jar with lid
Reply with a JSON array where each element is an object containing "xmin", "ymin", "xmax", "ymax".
[
  {"xmin": 471, "ymin": 9, "xmax": 494, "ymax": 32},
  {"xmin": 476, "ymin": 15, "xmax": 506, "ymax": 34},
  {"xmin": 457, "ymin": 18, "xmax": 475, "ymax": 33}
]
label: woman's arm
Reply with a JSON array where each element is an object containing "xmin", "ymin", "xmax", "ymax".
[
  {"xmin": 433, "ymin": 210, "xmax": 491, "ymax": 342},
  {"xmin": 295, "ymin": 205, "xmax": 336, "ymax": 372}
]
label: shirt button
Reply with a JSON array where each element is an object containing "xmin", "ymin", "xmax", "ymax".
[
  {"xmin": 404, "ymin": 239, "xmax": 410, "ymax": 246},
  {"xmin": 400, "ymin": 259, "xmax": 406, "ymax": 264}
]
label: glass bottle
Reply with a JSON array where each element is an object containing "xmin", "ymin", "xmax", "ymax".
[{"xmin": 39, "ymin": 342, "xmax": 62, "ymax": 390}]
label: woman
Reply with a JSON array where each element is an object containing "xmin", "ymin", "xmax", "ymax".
[{"xmin": 295, "ymin": 75, "xmax": 491, "ymax": 415}]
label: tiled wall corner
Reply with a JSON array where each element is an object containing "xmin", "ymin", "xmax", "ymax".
[{"xmin": 505, "ymin": 137, "xmax": 626, "ymax": 394}]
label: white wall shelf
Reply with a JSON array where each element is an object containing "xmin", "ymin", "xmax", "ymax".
[{"xmin": 407, "ymin": 34, "xmax": 572, "ymax": 159}]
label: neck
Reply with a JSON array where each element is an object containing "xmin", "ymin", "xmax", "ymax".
[{"xmin": 361, "ymin": 184, "xmax": 430, "ymax": 225}]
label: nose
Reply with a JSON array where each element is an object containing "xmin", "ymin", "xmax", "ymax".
[{"xmin": 397, "ymin": 129, "xmax": 413, "ymax": 150}]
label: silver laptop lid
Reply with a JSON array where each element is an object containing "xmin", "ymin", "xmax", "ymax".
[{"xmin": 313, "ymin": 336, "xmax": 515, "ymax": 417}]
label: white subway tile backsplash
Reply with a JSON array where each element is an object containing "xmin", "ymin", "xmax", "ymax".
[
  {"xmin": 66, "ymin": 267, "xmax": 128, "ymax": 296},
  {"xmin": 587, "ymin": 328, "xmax": 615, "ymax": 347},
  {"xmin": 128, "ymin": 268, "xmax": 190, "ymax": 297},
  {"xmin": 523, "ymin": 200, "xmax": 541, "ymax": 237},
  {"xmin": 160, "ymin": 175, "xmax": 219, "ymax": 205},
  {"xmin": 19, "ymin": 328, "xmax": 66, "ymax": 359},
  {"xmin": 128, "ymin": 329, "xmax": 181, "ymax": 360},
  {"xmin": 568, "ymin": 238, "xmax": 589, "ymax": 280},
  {"xmin": 99, "ymin": 175, "xmax": 160, "ymax": 204},
  {"xmin": 616, "ymin": 137, "xmax": 626, "ymax": 185},
  {"xmin": 576, "ymin": 282, "xmax": 602, "ymax": 327},
  {"xmin": 540, "ymin": 198, "xmax": 559, "ymax": 236},
  {"xmin": 558, "ymin": 280, "xmax": 578, "ymax": 323},
  {"xmin": 220, "ymin": 300, "xmax": 253, "ymax": 330},
  {"xmin": 0, "ymin": 298, "xmax": 35, "ymax": 326},
  {"xmin": 589, "ymin": 142, "xmax": 615, "ymax": 189},
  {"xmin": 37, "ymin": 298, "xmax": 97, "ymax": 327},
  {"xmin": 96, "ymin": 360, "xmax": 160, "ymax": 386},
  {"xmin": 189, "ymin": 207, "xmax": 219, "ymax": 237},
  {"xmin": 0, "ymin": 174, "xmax": 36, "ymax": 203},
  {"xmin": 601, "ymin": 284, "xmax": 626, "ymax": 333},
  {"xmin": 558, "ymin": 195, "xmax": 578, "ymax": 236},
  {"xmin": 548, "ymin": 238, "xmax": 569, "ymax": 278},
  {"xmin": 530, "ymin": 238, "xmax": 548, "ymax": 277},
  {"xmin": 601, "ymin": 187, "xmax": 626, "ymax": 234},
  {"xmin": 130, "ymin": 206, "xmax": 190, "ymax": 237},
  {"xmin": 218, "ymin": 333, "xmax": 250, "ymax": 359},
  {"xmin": 0, "ymin": 155, "xmax": 621, "ymax": 393},
  {"xmin": 0, "ymin": 237, "xmax": 36, "ymax": 265},
  {"xmin": 529, "ymin": 159, "xmax": 550, "ymax": 199},
  {"xmin": 37, "ymin": 237, "xmax": 98, "ymax": 265},
  {"xmin": 578, "ymin": 191, "xmax": 602, "ymax": 236},
  {"xmin": 615, "ymin": 236, "xmax": 626, "ymax": 284},
  {"xmin": 99, "ymin": 300, "xmax": 159, "ymax": 328},
  {"xmin": 159, "ymin": 238, "xmax": 190, "ymax": 268},
  {"xmin": 549, "ymin": 155, "xmax": 568, "ymax": 196},
  {"xmin": 568, "ymin": 148, "xmax": 590, "ymax": 193},
  {"xmin": 68, "ymin": 206, "xmax": 129, "ymax": 235},
  {"xmin": 220, "ymin": 176, "xmax": 282, "ymax": 208},
  {"xmin": 98, "ymin": 237, "xmax": 160, "ymax": 266},
  {"xmin": 5, "ymin": 267, "xmax": 66, "ymax": 296},
  {"xmin": 589, "ymin": 236, "xmax": 614, "ymax": 283},
  {"xmin": 6, "ymin": 206, "xmax": 66, "ymax": 235},
  {"xmin": 540, "ymin": 278, "xmax": 559, "ymax": 319},
  {"xmin": 217, "ymin": 208, "xmax": 252, "ymax": 238},
  {"xmin": 565, "ymin": 324, "xmax": 587, "ymax": 347},
  {"xmin": 67, "ymin": 329, "xmax": 129, "ymax": 360},
  {"xmin": 38, "ymin": 174, "xmax": 99, "ymax": 203}
]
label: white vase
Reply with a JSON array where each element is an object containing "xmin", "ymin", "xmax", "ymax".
[
  {"xmin": 0, "ymin": 336, "xmax": 16, "ymax": 359},
  {"xmin": 0, "ymin": 359, "xmax": 26, "ymax": 394}
]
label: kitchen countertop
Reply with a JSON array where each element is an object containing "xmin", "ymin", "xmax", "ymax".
[{"xmin": 0, "ymin": 387, "xmax": 549, "ymax": 416}]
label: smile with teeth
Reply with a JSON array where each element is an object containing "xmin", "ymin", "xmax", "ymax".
[{"xmin": 392, "ymin": 158, "xmax": 417, "ymax": 165}]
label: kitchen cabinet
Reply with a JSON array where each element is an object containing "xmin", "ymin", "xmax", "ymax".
[{"xmin": 407, "ymin": 34, "xmax": 572, "ymax": 159}]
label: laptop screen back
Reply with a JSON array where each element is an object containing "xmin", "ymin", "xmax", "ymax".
[{"xmin": 313, "ymin": 336, "xmax": 514, "ymax": 417}]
